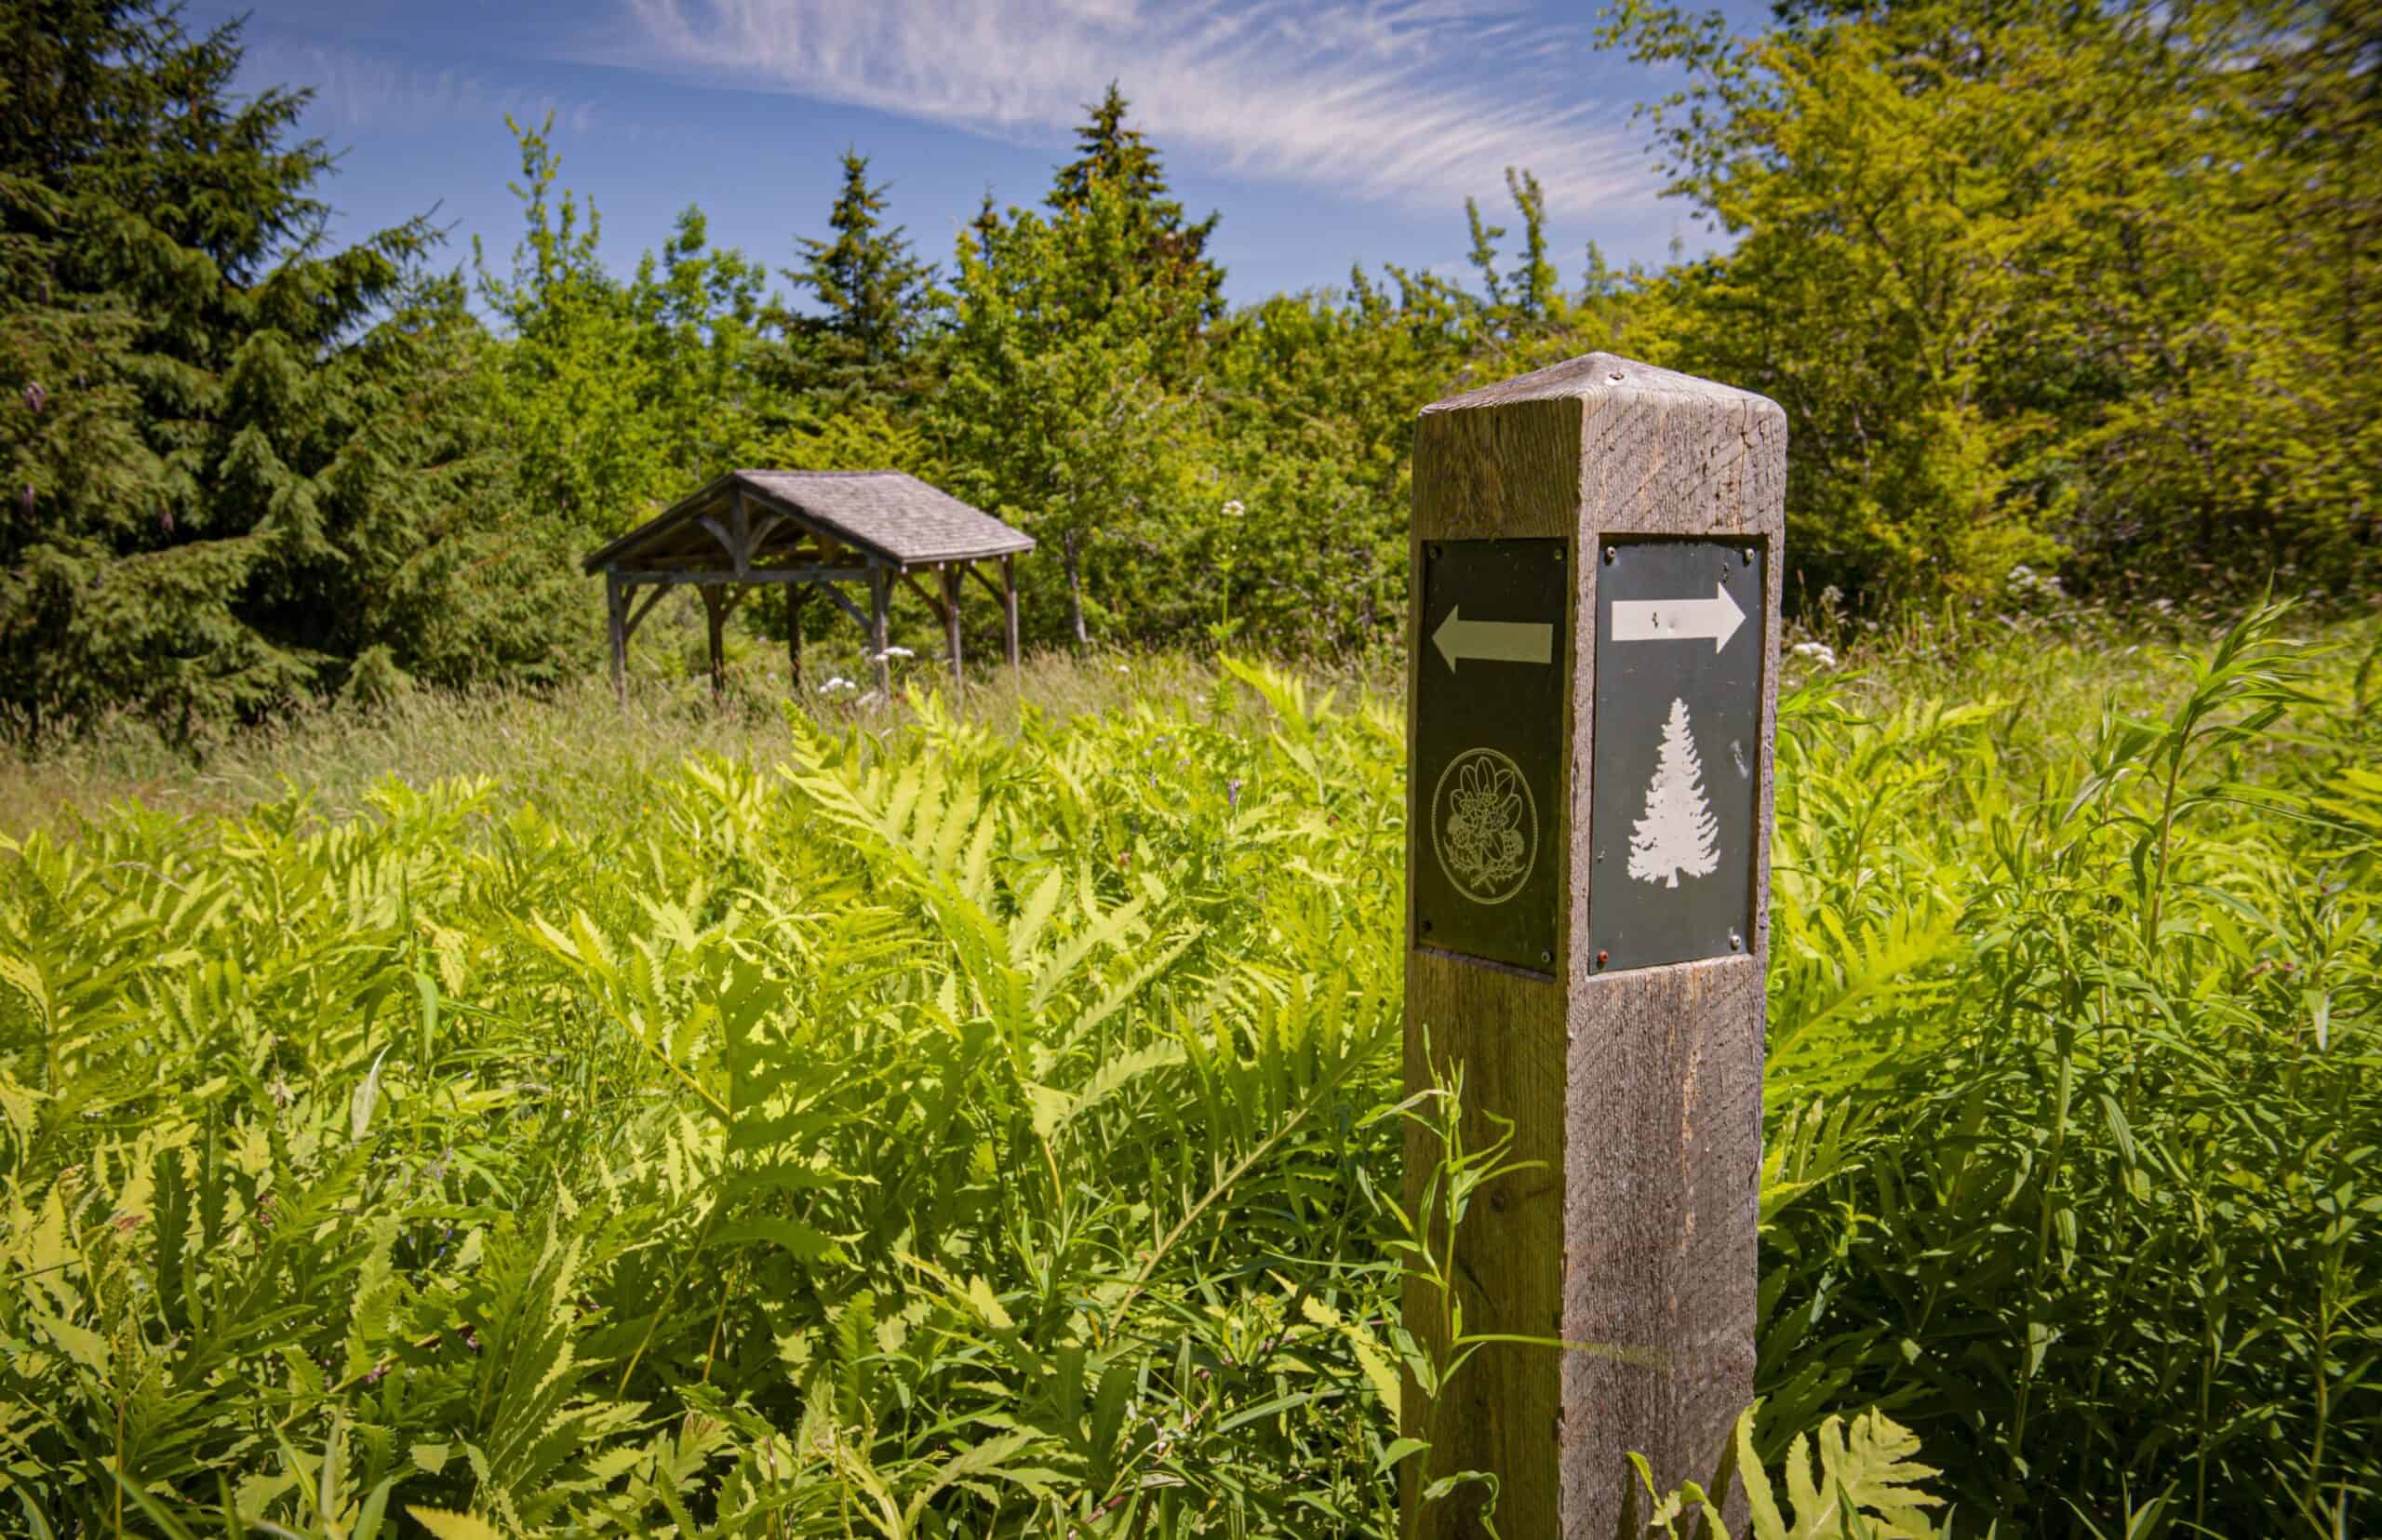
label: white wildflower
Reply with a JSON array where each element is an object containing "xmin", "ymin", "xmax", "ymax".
[
  {"xmin": 820, "ymin": 676, "xmax": 856, "ymax": 694},
  {"xmin": 1791, "ymin": 641, "xmax": 1838, "ymax": 669},
  {"xmin": 874, "ymin": 645, "xmax": 915, "ymax": 661},
  {"xmin": 1222, "ymin": 499, "xmax": 1245, "ymax": 519}
]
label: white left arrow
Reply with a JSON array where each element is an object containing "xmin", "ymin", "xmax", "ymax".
[
  {"xmin": 1432, "ymin": 607, "xmax": 1555, "ymax": 673},
  {"xmin": 1610, "ymin": 583, "xmax": 1746, "ymax": 653}
]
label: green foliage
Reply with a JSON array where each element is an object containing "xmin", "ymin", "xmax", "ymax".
[
  {"xmin": 1048, "ymin": 83, "xmax": 1225, "ymax": 328},
  {"xmin": 12, "ymin": 6, "xmax": 2378, "ymax": 736},
  {"xmin": 1758, "ymin": 607, "xmax": 2382, "ymax": 1533},
  {"xmin": 1637, "ymin": 1401, "xmax": 1948, "ymax": 1539},
  {"xmin": 1604, "ymin": 0, "xmax": 2382, "ymax": 608},
  {"xmin": 941, "ymin": 176, "xmax": 1214, "ymax": 646},
  {"xmin": 473, "ymin": 114, "xmax": 772, "ymax": 540},
  {"xmin": 0, "ymin": 662, "xmax": 1415, "ymax": 1533},
  {"xmin": 1, "ymin": 617, "xmax": 2375, "ymax": 1533},
  {"xmin": 0, "ymin": 1, "xmax": 579, "ymax": 739},
  {"xmin": 778, "ymin": 149, "xmax": 941, "ymax": 405}
]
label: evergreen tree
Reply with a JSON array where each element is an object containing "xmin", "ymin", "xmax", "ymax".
[
  {"xmin": 0, "ymin": 1, "xmax": 577, "ymax": 737},
  {"xmin": 787, "ymin": 150, "xmax": 938, "ymax": 376},
  {"xmin": 1047, "ymin": 83, "xmax": 1225, "ymax": 323}
]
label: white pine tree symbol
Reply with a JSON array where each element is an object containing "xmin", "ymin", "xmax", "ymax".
[{"xmin": 1628, "ymin": 697, "xmax": 1721, "ymax": 888}]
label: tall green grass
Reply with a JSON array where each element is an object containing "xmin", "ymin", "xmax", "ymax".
[{"xmin": 0, "ymin": 613, "xmax": 2375, "ymax": 1535}]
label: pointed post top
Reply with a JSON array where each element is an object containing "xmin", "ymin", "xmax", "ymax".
[{"xmin": 1422, "ymin": 352, "xmax": 1786, "ymax": 418}]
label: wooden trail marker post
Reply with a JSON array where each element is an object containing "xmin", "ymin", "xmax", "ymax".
[{"xmin": 1401, "ymin": 354, "xmax": 1785, "ymax": 1537}]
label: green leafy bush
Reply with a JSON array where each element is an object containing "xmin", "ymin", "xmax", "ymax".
[{"xmin": 1, "ymin": 618, "xmax": 2375, "ymax": 1534}]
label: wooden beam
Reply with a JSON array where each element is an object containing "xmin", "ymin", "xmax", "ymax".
[
  {"xmin": 963, "ymin": 560, "xmax": 1007, "ymax": 607},
  {"xmin": 941, "ymin": 564, "xmax": 964, "ymax": 697},
  {"xmin": 622, "ymin": 584, "xmax": 667, "ymax": 644},
  {"xmin": 616, "ymin": 567, "xmax": 872, "ymax": 587},
  {"xmin": 812, "ymin": 581, "xmax": 870, "ymax": 632},
  {"xmin": 697, "ymin": 513, "xmax": 740, "ymax": 569},
  {"xmin": 900, "ymin": 570, "xmax": 948, "ymax": 624},
  {"xmin": 868, "ymin": 568, "xmax": 892, "ymax": 696}
]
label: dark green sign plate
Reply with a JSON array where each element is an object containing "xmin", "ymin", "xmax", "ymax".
[
  {"xmin": 1412, "ymin": 538, "xmax": 1570, "ymax": 973},
  {"xmin": 1586, "ymin": 537, "xmax": 1765, "ymax": 971}
]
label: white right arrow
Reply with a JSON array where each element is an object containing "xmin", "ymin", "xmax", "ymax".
[{"xmin": 1610, "ymin": 583, "xmax": 1746, "ymax": 652}]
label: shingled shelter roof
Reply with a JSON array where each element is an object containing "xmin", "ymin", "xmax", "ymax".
[
  {"xmin": 586, "ymin": 467, "xmax": 1032, "ymax": 703},
  {"xmin": 582, "ymin": 470, "xmax": 1034, "ymax": 575}
]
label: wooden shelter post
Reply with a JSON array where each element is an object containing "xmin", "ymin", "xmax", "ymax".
[
  {"xmin": 940, "ymin": 565, "xmax": 965, "ymax": 696},
  {"xmin": 867, "ymin": 566, "xmax": 891, "ymax": 696},
  {"xmin": 1001, "ymin": 554, "xmax": 1021, "ymax": 686},
  {"xmin": 787, "ymin": 586, "xmax": 806, "ymax": 690},
  {"xmin": 702, "ymin": 586, "xmax": 729, "ymax": 703},
  {"xmin": 606, "ymin": 574, "xmax": 629, "ymax": 706}
]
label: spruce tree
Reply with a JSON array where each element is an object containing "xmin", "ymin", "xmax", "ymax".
[
  {"xmin": 1047, "ymin": 83, "xmax": 1224, "ymax": 322},
  {"xmin": 0, "ymin": 0, "xmax": 575, "ymax": 737},
  {"xmin": 783, "ymin": 150, "xmax": 937, "ymax": 399}
]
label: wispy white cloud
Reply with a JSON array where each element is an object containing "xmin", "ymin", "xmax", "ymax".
[
  {"xmin": 599, "ymin": 0, "xmax": 1653, "ymax": 214},
  {"xmin": 241, "ymin": 40, "xmax": 600, "ymax": 137}
]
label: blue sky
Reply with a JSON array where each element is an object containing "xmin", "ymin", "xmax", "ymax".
[{"xmin": 201, "ymin": 0, "xmax": 1754, "ymax": 310}]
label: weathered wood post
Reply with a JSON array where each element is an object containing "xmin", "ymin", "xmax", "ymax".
[
  {"xmin": 788, "ymin": 586, "xmax": 807, "ymax": 690},
  {"xmin": 1401, "ymin": 354, "xmax": 1785, "ymax": 1537},
  {"xmin": 605, "ymin": 572, "xmax": 629, "ymax": 706},
  {"xmin": 941, "ymin": 565, "xmax": 965, "ymax": 697},
  {"xmin": 701, "ymin": 585, "xmax": 729, "ymax": 704},
  {"xmin": 868, "ymin": 566, "xmax": 893, "ymax": 697},
  {"xmin": 1000, "ymin": 554, "xmax": 1022, "ymax": 687}
]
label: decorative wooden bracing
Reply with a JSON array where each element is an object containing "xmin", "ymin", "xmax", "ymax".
[{"xmin": 586, "ymin": 470, "xmax": 1034, "ymax": 703}]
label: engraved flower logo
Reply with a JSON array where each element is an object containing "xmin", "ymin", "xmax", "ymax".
[{"xmin": 1442, "ymin": 752, "xmax": 1530, "ymax": 895}]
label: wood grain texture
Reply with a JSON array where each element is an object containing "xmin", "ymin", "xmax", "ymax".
[
  {"xmin": 1563, "ymin": 354, "xmax": 1784, "ymax": 1539},
  {"xmin": 1402, "ymin": 382, "xmax": 1580, "ymax": 1540},
  {"xmin": 1404, "ymin": 354, "xmax": 1786, "ymax": 1540}
]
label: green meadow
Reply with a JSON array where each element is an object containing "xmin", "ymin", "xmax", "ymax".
[{"xmin": 3, "ymin": 609, "xmax": 2374, "ymax": 1536}]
